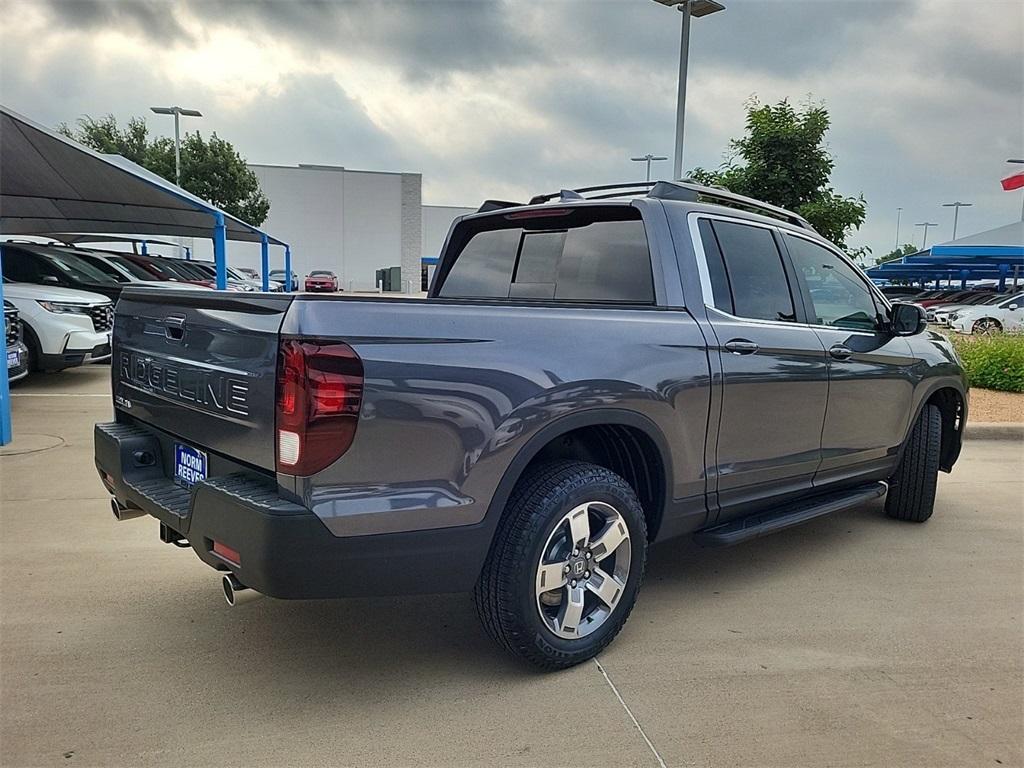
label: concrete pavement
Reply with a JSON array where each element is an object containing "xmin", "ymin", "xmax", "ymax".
[{"xmin": 1, "ymin": 365, "xmax": 1021, "ymax": 767}]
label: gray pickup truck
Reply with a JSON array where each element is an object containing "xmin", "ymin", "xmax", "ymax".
[{"xmin": 95, "ymin": 180, "xmax": 967, "ymax": 669}]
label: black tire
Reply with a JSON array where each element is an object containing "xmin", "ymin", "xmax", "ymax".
[
  {"xmin": 21, "ymin": 324, "xmax": 42, "ymax": 373},
  {"xmin": 885, "ymin": 404, "xmax": 941, "ymax": 522},
  {"xmin": 474, "ymin": 460, "xmax": 648, "ymax": 671}
]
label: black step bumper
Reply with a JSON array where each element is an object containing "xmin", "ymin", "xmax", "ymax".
[{"xmin": 94, "ymin": 421, "xmax": 487, "ymax": 598}]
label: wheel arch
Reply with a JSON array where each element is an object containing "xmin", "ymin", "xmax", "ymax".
[
  {"xmin": 903, "ymin": 379, "xmax": 967, "ymax": 472},
  {"xmin": 484, "ymin": 409, "xmax": 673, "ymax": 542}
]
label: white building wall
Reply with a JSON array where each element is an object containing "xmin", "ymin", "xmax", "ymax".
[
  {"xmin": 182, "ymin": 166, "xmax": 472, "ymax": 292},
  {"xmin": 422, "ymin": 205, "xmax": 476, "ymax": 259}
]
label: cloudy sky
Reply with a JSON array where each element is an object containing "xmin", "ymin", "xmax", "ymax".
[{"xmin": 2, "ymin": 0, "xmax": 1021, "ymax": 257}]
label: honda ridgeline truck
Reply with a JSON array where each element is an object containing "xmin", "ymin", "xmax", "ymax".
[{"xmin": 95, "ymin": 181, "xmax": 966, "ymax": 669}]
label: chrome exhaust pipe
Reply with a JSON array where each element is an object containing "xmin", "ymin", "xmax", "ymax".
[
  {"xmin": 222, "ymin": 573, "xmax": 261, "ymax": 607},
  {"xmin": 111, "ymin": 498, "xmax": 145, "ymax": 522}
]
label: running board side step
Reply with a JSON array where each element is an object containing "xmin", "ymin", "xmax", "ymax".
[{"xmin": 694, "ymin": 482, "xmax": 887, "ymax": 547}]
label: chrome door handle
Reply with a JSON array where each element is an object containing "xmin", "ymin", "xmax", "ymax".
[
  {"xmin": 724, "ymin": 339, "xmax": 759, "ymax": 355},
  {"xmin": 829, "ymin": 344, "xmax": 854, "ymax": 360}
]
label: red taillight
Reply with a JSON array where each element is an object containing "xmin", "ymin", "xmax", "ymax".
[{"xmin": 275, "ymin": 338, "xmax": 363, "ymax": 476}]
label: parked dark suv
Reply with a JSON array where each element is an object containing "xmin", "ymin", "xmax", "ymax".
[
  {"xmin": 1, "ymin": 243, "xmax": 124, "ymax": 300},
  {"xmin": 96, "ymin": 180, "xmax": 966, "ymax": 669}
]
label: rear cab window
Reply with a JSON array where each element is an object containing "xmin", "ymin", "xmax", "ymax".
[{"xmin": 435, "ymin": 206, "xmax": 655, "ymax": 304}]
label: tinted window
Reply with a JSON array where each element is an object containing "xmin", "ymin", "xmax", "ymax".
[
  {"xmin": 785, "ymin": 235, "xmax": 879, "ymax": 331},
  {"xmin": 439, "ymin": 213, "xmax": 654, "ymax": 304},
  {"xmin": 440, "ymin": 228, "xmax": 520, "ymax": 298},
  {"xmin": 555, "ymin": 220, "xmax": 653, "ymax": 302},
  {"xmin": 45, "ymin": 250, "xmax": 118, "ymax": 283},
  {"xmin": 1000, "ymin": 293, "xmax": 1024, "ymax": 308},
  {"xmin": 698, "ymin": 219, "xmax": 734, "ymax": 313},
  {"xmin": 709, "ymin": 221, "xmax": 796, "ymax": 322},
  {"xmin": 110, "ymin": 256, "xmax": 155, "ymax": 280}
]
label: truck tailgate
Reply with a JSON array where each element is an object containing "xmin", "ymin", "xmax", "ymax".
[{"xmin": 113, "ymin": 288, "xmax": 293, "ymax": 471}]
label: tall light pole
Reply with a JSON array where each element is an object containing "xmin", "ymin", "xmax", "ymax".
[
  {"xmin": 150, "ymin": 105, "xmax": 202, "ymax": 187},
  {"xmin": 895, "ymin": 207, "xmax": 903, "ymax": 248},
  {"xmin": 654, "ymin": 0, "xmax": 726, "ymax": 180},
  {"xmin": 915, "ymin": 222, "xmax": 938, "ymax": 250},
  {"xmin": 631, "ymin": 154, "xmax": 669, "ymax": 182},
  {"xmin": 941, "ymin": 201, "xmax": 972, "ymax": 240}
]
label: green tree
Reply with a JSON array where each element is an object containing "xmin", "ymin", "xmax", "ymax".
[
  {"xmin": 689, "ymin": 98, "xmax": 866, "ymax": 248},
  {"xmin": 58, "ymin": 115, "xmax": 270, "ymax": 226},
  {"xmin": 876, "ymin": 243, "xmax": 918, "ymax": 264}
]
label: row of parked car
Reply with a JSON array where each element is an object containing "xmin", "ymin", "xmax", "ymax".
[
  {"xmin": 879, "ymin": 285, "xmax": 1024, "ymax": 334},
  {"xmin": 1, "ymin": 241, "xmax": 346, "ymax": 383}
]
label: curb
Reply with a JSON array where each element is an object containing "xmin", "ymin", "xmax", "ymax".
[{"xmin": 963, "ymin": 422, "xmax": 1024, "ymax": 441}]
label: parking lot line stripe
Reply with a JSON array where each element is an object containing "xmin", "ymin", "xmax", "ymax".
[{"xmin": 594, "ymin": 658, "xmax": 668, "ymax": 768}]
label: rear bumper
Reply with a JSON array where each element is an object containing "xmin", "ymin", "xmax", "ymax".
[{"xmin": 94, "ymin": 421, "xmax": 487, "ymax": 598}]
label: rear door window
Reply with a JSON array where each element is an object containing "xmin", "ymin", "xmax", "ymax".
[
  {"xmin": 438, "ymin": 209, "xmax": 653, "ymax": 303},
  {"xmin": 706, "ymin": 220, "xmax": 796, "ymax": 322}
]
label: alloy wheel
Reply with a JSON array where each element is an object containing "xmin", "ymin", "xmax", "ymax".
[{"xmin": 534, "ymin": 501, "xmax": 632, "ymax": 640}]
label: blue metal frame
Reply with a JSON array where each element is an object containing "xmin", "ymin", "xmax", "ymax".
[
  {"xmin": 260, "ymin": 235, "xmax": 270, "ymax": 291},
  {"xmin": 213, "ymin": 212, "xmax": 227, "ymax": 290},
  {"xmin": 285, "ymin": 245, "xmax": 293, "ymax": 291}
]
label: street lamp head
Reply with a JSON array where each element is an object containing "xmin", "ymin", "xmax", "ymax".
[
  {"xmin": 150, "ymin": 106, "xmax": 203, "ymax": 117},
  {"xmin": 653, "ymin": 0, "xmax": 725, "ymax": 15},
  {"xmin": 942, "ymin": 201, "xmax": 973, "ymax": 208}
]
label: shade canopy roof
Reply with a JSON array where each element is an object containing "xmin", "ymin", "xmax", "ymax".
[{"xmin": 0, "ymin": 104, "xmax": 283, "ymax": 245}]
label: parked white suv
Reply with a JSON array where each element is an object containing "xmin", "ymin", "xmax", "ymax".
[
  {"xmin": 948, "ymin": 292, "xmax": 1024, "ymax": 334},
  {"xmin": 2, "ymin": 280, "xmax": 114, "ymax": 371}
]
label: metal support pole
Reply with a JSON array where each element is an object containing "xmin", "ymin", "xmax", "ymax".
[
  {"xmin": 895, "ymin": 207, "xmax": 902, "ymax": 248},
  {"xmin": 951, "ymin": 205, "xmax": 960, "ymax": 240},
  {"xmin": 174, "ymin": 111, "xmax": 181, "ymax": 187},
  {"xmin": 140, "ymin": 240, "xmax": 148, "ymax": 256},
  {"xmin": 213, "ymin": 212, "xmax": 227, "ymax": 290},
  {"xmin": 284, "ymin": 245, "xmax": 293, "ymax": 292},
  {"xmin": 0, "ymin": 249, "xmax": 11, "ymax": 446},
  {"xmin": 184, "ymin": 246, "xmax": 191, "ymax": 261},
  {"xmin": 672, "ymin": 1, "xmax": 692, "ymax": 181},
  {"xmin": 260, "ymin": 235, "xmax": 270, "ymax": 292}
]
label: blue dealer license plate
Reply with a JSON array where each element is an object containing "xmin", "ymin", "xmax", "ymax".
[
  {"xmin": 7, "ymin": 350, "xmax": 19, "ymax": 369},
  {"xmin": 174, "ymin": 443, "xmax": 207, "ymax": 488}
]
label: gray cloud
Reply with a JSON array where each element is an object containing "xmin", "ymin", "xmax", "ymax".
[{"xmin": 7, "ymin": 0, "xmax": 1024, "ymax": 257}]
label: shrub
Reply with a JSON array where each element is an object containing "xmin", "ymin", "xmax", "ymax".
[{"xmin": 951, "ymin": 333, "xmax": 1024, "ymax": 393}]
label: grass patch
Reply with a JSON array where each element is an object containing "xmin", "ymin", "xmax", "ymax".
[{"xmin": 951, "ymin": 333, "xmax": 1024, "ymax": 393}]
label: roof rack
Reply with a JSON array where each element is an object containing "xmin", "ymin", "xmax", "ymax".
[{"xmin": 511, "ymin": 180, "xmax": 814, "ymax": 231}]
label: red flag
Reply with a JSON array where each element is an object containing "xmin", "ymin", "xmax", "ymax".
[{"xmin": 1002, "ymin": 169, "xmax": 1024, "ymax": 191}]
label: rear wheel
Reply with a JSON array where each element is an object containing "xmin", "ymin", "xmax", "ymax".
[
  {"xmin": 474, "ymin": 460, "xmax": 647, "ymax": 670},
  {"xmin": 886, "ymin": 404, "xmax": 941, "ymax": 522}
]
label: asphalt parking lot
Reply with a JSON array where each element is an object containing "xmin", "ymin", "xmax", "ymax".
[{"xmin": 1, "ymin": 365, "xmax": 1021, "ymax": 768}]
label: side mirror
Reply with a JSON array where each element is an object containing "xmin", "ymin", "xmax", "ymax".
[
  {"xmin": 41, "ymin": 275, "xmax": 60, "ymax": 284},
  {"xmin": 890, "ymin": 302, "xmax": 927, "ymax": 336},
  {"xmin": 1009, "ymin": 304, "xmax": 1019, "ymax": 311}
]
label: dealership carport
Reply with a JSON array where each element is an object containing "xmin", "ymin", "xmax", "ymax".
[
  {"xmin": 0, "ymin": 103, "xmax": 288, "ymax": 444},
  {"xmin": 867, "ymin": 221, "xmax": 1024, "ymax": 288}
]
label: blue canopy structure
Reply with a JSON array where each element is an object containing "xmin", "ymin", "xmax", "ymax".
[
  {"xmin": 0, "ymin": 103, "xmax": 291, "ymax": 445},
  {"xmin": 867, "ymin": 221, "xmax": 1023, "ymax": 289}
]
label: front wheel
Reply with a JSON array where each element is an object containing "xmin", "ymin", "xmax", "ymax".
[
  {"xmin": 886, "ymin": 404, "xmax": 941, "ymax": 522},
  {"xmin": 973, "ymin": 317, "xmax": 1002, "ymax": 335},
  {"xmin": 474, "ymin": 460, "xmax": 648, "ymax": 670}
]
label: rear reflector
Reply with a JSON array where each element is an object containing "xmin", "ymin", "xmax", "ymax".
[
  {"xmin": 212, "ymin": 540, "xmax": 241, "ymax": 566},
  {"xmin": 275, "ymin": 338, "xmax": 363, "ymax": 476}
]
